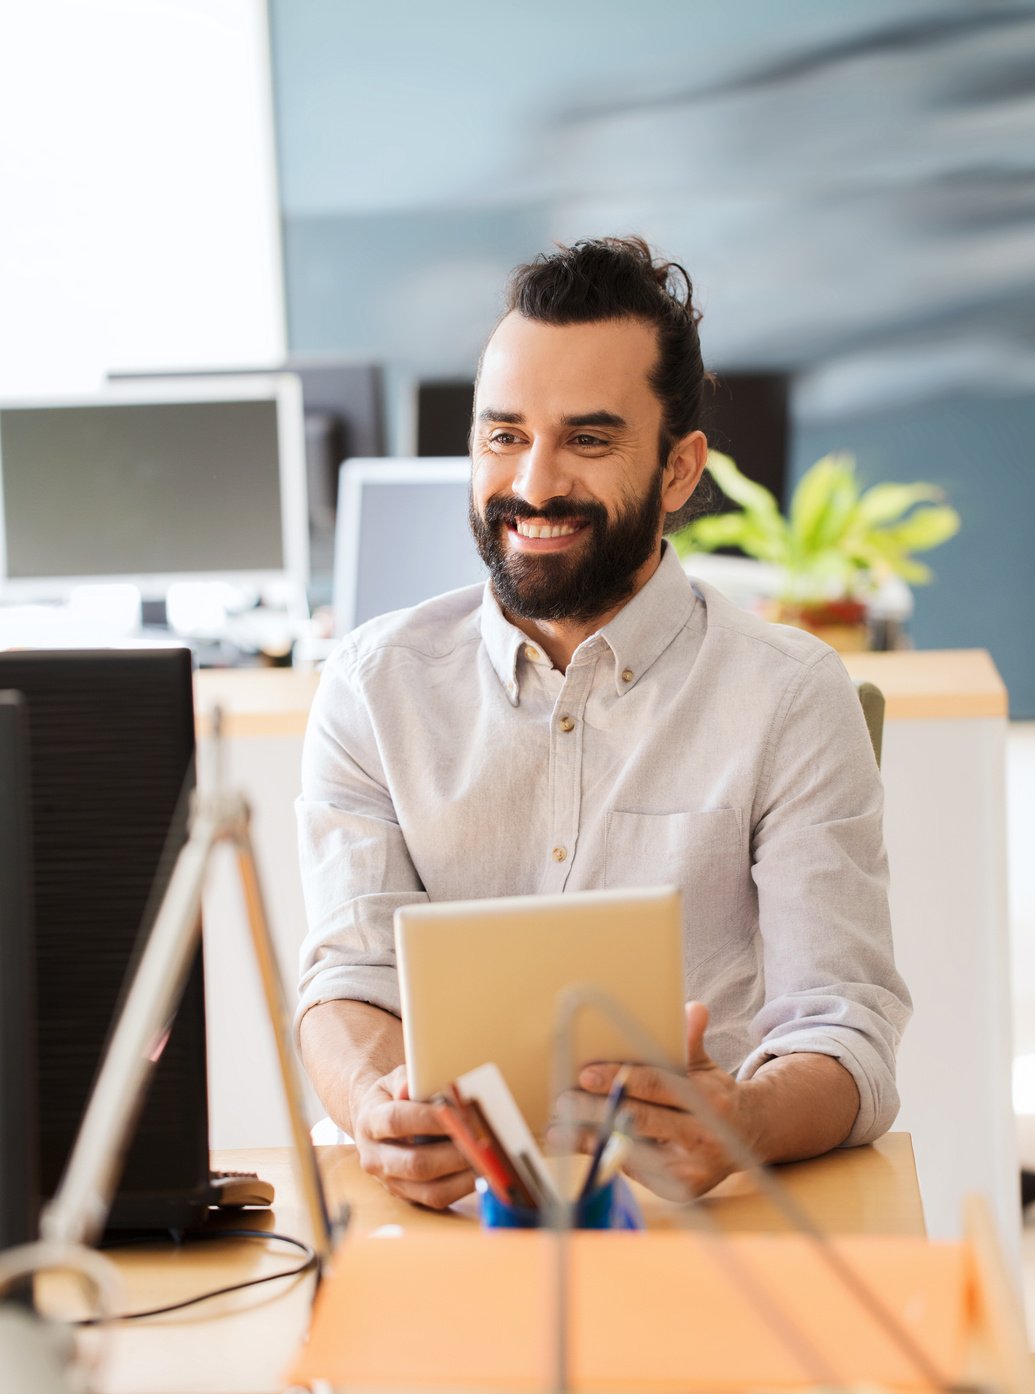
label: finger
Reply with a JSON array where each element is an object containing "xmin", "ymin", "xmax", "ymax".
[
  {"xmin": 577, "ymin": 1063, "xmax": 625, "ymax": 1094},
  {"xmin": 545, "ymin": 1120, "xmax": 601, "ymax": 1156},
  {"xmin": 366, "ymin": 1096, "xmax": 452, "ymax": 1143},
  {"xmin": 607, "ymin": 1062, "xmax": 691, "ymax": 1111},
  {"xmin": 620, "ymin": 1141, "xmax": 701, "ymax": 1202},
  {"xmin": 391, "ymin": 1167, "xmax": 477, "ymax": 1211},
  {"xmin": 685, "ymin": 1000, "xmax": 711, "ymax": 1068},
  {"xmin": 551, "ymin": 1087, "xmax": 612, "ymax": 1130},
  {"xmin": 621, "ymin": 1140, "xmax": 681, "ymax": 1198},
  {"xmin": 624, "ymin": 1098, "xmax": 721, "ymax": 1149},
  {"xmin": 372, "ymin": 1138, "xmax": 470, "ymax": 1184}
]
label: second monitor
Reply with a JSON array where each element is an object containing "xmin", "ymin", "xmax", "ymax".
[{"xmin": 333, "ymin": 458, "xmax": 486, "ymax": 636}]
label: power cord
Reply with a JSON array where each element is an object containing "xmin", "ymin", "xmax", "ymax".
[{"xmin": 72, "ymin": 1228, "xmax": 318, "ymax": 1325}]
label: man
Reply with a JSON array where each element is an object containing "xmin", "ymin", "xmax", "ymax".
[{"xmin": 296, "ymin": 236, "xmax": 910, "ymax": 1209}]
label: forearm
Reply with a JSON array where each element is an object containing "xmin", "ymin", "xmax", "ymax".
[
  {"xmin": 738, "ymin": 1052, "xmax": 860, "ymax": 1165},
  {"xmin": 299, "ymin": 998, "xmax": 405, "ymax": 1136}
]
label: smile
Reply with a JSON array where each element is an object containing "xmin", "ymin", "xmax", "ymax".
[{"xmin": 510, "ymin": 518, "xmax": 587, "ymax": 539}]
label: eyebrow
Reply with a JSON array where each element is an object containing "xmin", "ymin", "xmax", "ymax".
[{"xmin": 476, "ymin": 409, "xmax": 629, "ymax": 430}]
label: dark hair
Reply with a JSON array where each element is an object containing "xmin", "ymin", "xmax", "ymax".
[{"xmin": 501, "ymin": 235, "xmax": 714, "ymax": 531}]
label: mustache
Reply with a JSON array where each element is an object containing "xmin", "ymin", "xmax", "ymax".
[{"xmin": 481, "ymin": 495, "xmax": 608, "ymax": 527}]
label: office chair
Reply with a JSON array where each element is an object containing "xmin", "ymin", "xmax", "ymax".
[{"xmin": 855, "ymin": 679, "xmax": 885, "ymax": 768}]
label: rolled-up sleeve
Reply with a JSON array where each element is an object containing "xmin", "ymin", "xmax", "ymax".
[
  {"xmin": 294, "ymin": 644, "xmax": 426, "ymax": 1042},
  {"xmin": 740, "ymin": 650, "xmax": 912, "ymax": 1146}
]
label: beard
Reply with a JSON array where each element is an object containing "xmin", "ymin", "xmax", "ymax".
[{"xmin": 467, "ymin": 470, "xmax": 664, "ymax": 624}]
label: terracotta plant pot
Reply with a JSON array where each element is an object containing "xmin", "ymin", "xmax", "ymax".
[{"xmin": 767, "ymin": 598, "xmax": 870, "ymax": 652}]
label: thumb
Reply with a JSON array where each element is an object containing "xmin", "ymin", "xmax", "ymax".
[{"xmin": 684, "ymin": 1000, "xmax": 711, "ymax": 1068}]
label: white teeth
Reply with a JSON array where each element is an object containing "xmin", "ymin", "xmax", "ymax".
[{"xmin": 514, "ymin": 520, "xmax": 580, "ymax": 539}]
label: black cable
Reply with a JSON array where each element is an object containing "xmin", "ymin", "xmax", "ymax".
[{"xmin": 72, "ymin": 1227, "xmax": 318, "ymax": 1325}]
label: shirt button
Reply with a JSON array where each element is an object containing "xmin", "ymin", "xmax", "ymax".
[
  {"xmin": 552, "ymin": 846, "xmax": 567, "ymax": 862},
  {"xmin": 559, "ymin": 715, "xmax": 574, "ymax": 733},
  {"xmin": 621, "ymin": 668, "xmax": 634, "ymax": 683},
  {"xmin": 523, "ymin": 644, "xmax": 539, "ymax": 661}
]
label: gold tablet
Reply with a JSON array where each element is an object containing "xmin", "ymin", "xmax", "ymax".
[{"xmin": 395, "ymin": 885, "xmax": 687, "ymax": 1136}]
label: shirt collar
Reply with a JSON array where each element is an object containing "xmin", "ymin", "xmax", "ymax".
[
  {"xmin": 597, "ymin": 542, "xmax": 699, "ymax": 695},
  {"xmin": 480, "ymin": 585, "xmax": 528, "ymax": 706},
  {"xmin": 479, "ymin": 543, "xmax": 698, "ymax": 704}
]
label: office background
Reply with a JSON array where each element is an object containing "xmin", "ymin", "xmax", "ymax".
[
  {"xmin": 3, "ymin": 0, "xmax": 1033, "ymax": 709},
  {"xmin": 1, "ymin": 0, "xmax": 1033, "ymax": 1270},
  {"xmin": 267, "ymin": 0, "xmax": 1035, "ymax": 715}
]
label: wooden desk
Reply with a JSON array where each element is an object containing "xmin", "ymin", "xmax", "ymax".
[{"xmin": 47, "ymin": 1137, "xmax": 924, "ymax": 1394}]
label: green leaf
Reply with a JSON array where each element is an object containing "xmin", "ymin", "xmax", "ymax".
[
  {"xmin": 813, "ymin": 469, "xmax": 862, "ymax": 551},
  {"xmin": 879, "ymin": 506, "xmax": 961, "ymax": 553},
  {"xmin": 679, "ymin": 509, "xmax": 790, "ymax": 564},
  {"xmin": 856, "ymin": 482, "xmax": 944, "ymax": 527},
  {"xmin": 789, "ymin": 454, "xmax": 859, "ymax": 556},
  {"xmin": 704, "ymin": 451, "xmax": 782, "ymax": 521},
  {"xmin": 891, "ymin": 557, "xmax": 934, "ymax": 585},
  {"xmin": 678, "ymin": 513, "xmax": 755, "ymax": 550}
]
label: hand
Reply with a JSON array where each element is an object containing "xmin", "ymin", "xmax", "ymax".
[
  {"xmin": 569, "ymin": 1002, "xmax": 753, "ymax": 1200},
  {"xmin": 351, "ymin": 1065, "xmax": 475, "ymax": 1209}
]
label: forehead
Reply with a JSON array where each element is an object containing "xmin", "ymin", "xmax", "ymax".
[{"xmin": 476, "ymin": 312, "xmax": 661, "ymax": 420}]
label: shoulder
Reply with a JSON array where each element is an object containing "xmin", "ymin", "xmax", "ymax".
[
  {"xmin": 325, "ymin": 583, "xmax": 486, "ymax": 679},
  {"xmin": 692, "ymin": 577, "xmax": 838, "ymax": 675}
]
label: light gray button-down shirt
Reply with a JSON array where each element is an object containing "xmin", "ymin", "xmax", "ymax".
[{"xmin": 297, "ymin": 544, "xmax": 911, "ymax": 1145}]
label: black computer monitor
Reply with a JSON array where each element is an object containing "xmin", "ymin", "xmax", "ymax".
[
  {"xmin": 703, "ymin": 373, "xmax": 791, "ymax": 506},
  {"xmin": 415, "ymin": 380, "xmax": 474, "ymax": 457},
  {"xmin": 0, "ymin": 649, "xmax": 213, "ymax": 1233},
  {"xmin": 0, "ymin": 691, "xmax": 38, "ymax": 1256}
]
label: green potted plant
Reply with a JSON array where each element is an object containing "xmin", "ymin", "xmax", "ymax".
[{"xmin": 670, "ymin": 451, "xmax": 961, "ymax": 650}]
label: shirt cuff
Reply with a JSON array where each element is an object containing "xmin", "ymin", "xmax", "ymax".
[
  {"xmin": 736, "ymin": 1029, "xmax": 899, "ymax": 1148},
  {"xmin": 293, "ymin": 965, "xmax": 402, "ymax": 1051}
]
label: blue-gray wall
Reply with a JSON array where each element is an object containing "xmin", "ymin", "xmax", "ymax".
[
  {"xmin": 269, "ymin": 2, "xmax": 1035, "ymax": 716},
  {"xmin": 791, "ymin": 392, "xmax": 1035, "ymax": 717}
]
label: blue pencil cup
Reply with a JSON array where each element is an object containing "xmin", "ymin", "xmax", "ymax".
[{"xmin": 477, "ymin": 1174, "xmax": 644, "ymax": 1231}]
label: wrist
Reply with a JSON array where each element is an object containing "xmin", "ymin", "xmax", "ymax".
[{"xmin": 729, "ymin": 1075, "xmax": 769, "ymax": 1164}]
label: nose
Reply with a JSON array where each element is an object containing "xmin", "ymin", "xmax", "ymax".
[{"xmin": 510, "ymin": 439, "xmax": 573, "ymax": 511}]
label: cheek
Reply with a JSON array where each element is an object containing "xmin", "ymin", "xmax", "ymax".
[{"xmin": 471, "ymin": 456, "xmax": 509, "ymax": 510}]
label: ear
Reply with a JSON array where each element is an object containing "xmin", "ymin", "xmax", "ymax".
[{"xmin": 661, "ymin": 430, "xmax": 709, "ymax": 517}]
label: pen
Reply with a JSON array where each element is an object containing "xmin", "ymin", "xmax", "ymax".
[
  {"xmin": 578, "ymin": 1063, "xmax": 633, "ymax": 1203},
  {"xmin": 592, "ymin": 1107, "xmax": 635, "ymax": 1190},
  {"xmin": 433, "ymin": 1097, "xmax": 517, "ymax": 1205}
]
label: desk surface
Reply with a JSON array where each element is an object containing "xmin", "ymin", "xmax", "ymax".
[
  {"xmin": 195, "ymin": 648, "xmax": 1007, "ymax": 736},
  {"xmin": 47, "ymin": 1136, "xmax": 924, "ymax": 1394}
]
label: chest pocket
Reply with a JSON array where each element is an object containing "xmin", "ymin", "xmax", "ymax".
[{"xmin": 603, "ymin": 807, "xmax": 749, "ymax": 971}]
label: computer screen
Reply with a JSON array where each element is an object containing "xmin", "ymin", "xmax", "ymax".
[
  {"xmin": 0, "ymin": 375, "xmax": 308, "ymax": 604},
  {"xmin": 107, "ymin": 359, "xmax": 386, "ymax": 598},
  {"xmin": 705, "ymin": 372, "xmax": 790, "ymax": 505},
  {"xmin": 333, "ymin": 458, "xmax": 486, "ymax": 635},
  {"xmin": 415, "ymin": 380, "xmax": 474, "ymax": 456}
]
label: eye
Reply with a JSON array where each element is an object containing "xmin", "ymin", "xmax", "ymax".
[
  {"xmin": 571, "ymin": 433, "xmax": 609, "ymax": 448},
  {"xmin": 487, "ymin": 430, "xmax": 522, "ymax": 448}
]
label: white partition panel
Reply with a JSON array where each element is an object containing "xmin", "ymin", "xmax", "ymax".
[{"xmin": 882, "ymin": 716, "xmax": 1018, "ymax": 1256}]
